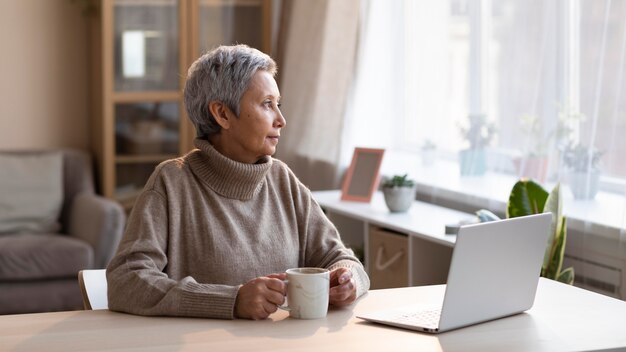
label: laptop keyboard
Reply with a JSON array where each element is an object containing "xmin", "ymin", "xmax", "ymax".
[{"xmin": 387, "ymin": 308, "xmax": 441, "ymax": 328}]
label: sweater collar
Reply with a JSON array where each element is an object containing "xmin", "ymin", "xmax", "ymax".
[{"xmin": 188, "ymin": 138, "xmax": 273, "ymax": 200}]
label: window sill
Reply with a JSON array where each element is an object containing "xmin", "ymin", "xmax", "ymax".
[{"xmin": 380, "ymin": 151, "xmax": 626, "ymax": 240}]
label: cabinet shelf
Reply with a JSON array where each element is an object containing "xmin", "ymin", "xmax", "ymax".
[
  {"xmin": 112, "ymin": 91, "xmax": 181, "ymax": 103},
  {"xmin": 115, "ymin": 154, "xmax": 178, "ymax": 164},
  {"xmin": 200, "ymin": 0, "xmax": 263, "ymax": 7}
]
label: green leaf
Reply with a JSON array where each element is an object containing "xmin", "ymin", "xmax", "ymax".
[
  {"xmin": 383, "ymin": 174, "xmax": 415, "ymax": 188},
  {"xmin": 557, "ymin": 267, "xmax": 575, "ymax": 285},
  {"xmin": 545, "ymin": 217, "xmax": 567, "ymax": 279},
  {"xmin": 544, "ymin": 183, "xmax": 562, "ymax": 218},
  {"xmin": 475, "ymin": 209, "xmax": 500, "ymax": 222},
  {"xmin": 542, "ymin": 184, "xmax": 563, "ymax": 269},
  {"xmin": 505, "ymin": 179, "xmax": 574, "ymax": 286},
  {"xmin": 506, "ymin": 179, "xmax": 549, "ymax": 218}
]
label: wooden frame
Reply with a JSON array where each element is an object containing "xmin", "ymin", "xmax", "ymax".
[{"xmin": 341, "ymin": 148, "xmax": 385, "ymax": 202}]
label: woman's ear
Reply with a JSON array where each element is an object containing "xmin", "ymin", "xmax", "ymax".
[{"xmin": 208, "ymin": 101, "xmax": 232, "ymax": 130}]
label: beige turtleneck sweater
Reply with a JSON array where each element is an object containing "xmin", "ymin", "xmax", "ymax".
[{"xmin": 106, "ymin": 139, "xmax": 369, "ymax": 319}]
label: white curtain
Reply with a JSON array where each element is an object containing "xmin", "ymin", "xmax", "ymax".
[
  {"xmin": 274, "ymin": 0, "xmax": 360, "ymax": 190},
  {"xmin": 340, "ymin": 0, "xmax": 405, "ymax": 167}
]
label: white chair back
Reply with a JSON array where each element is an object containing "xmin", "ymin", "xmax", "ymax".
[{"xmin": 78, "ymin": 269, "xmax": 108, "ymax": 310}]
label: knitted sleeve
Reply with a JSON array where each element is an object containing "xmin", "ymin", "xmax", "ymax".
[
  {"xmin": 106, "ymin": 188, "xmax": 239, "ymax": 319},
  {"xmin": 298, "ymin": 189, "xmax": 370, "ymax": 299},
  {"xmin": 328, "ymin": 259, "xmax": 370, "ymax": 298}
]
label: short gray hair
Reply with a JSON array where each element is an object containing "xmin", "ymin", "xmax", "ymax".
[{"xmin": 184, "ymin": 44, "xmax": 277, "ymax": 138}]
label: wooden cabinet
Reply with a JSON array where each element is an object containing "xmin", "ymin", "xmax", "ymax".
[
  {"xmin": 90, "ymin": 0, "xmax": 272, "ymax": 210},
  {"xmin": 313, "ymin": 190, "xmax": 473, "ymax": 287},
  {"xmin": 368, "ymin": 226, "xmax": 409, "ymax": 289}
]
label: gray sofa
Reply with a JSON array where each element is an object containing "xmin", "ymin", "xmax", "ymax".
[{"xmin": 0, "ymin": 149, "xmax": 125, "ymax": 314}]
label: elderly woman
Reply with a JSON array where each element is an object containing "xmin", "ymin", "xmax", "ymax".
[{"xmin": 106, "ymin": 44, "xmax": 369, "ymax": 320}]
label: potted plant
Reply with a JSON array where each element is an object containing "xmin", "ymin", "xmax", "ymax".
[
  {"xmin": 420, "ymin": 139, "xmax": 437, "ymax": 167},
  {"xmin": 561, "ymin": 143, "xmax": 603, "ymax": 200},
  {"xmin": 458, "ymin": 113, "xmax": 496, "ymax": 176},
  {"xmin": 476, "ymin": 179, "xmax": 574, "ymax": 285},
  {"xmin": 512, "ymin": 105, "xmax": 586, "ymax": 183},
  {"xmin": 381, "ymin": 174, "xmax": 416, "ymax": 213},
  {"xmin": 513, "ymin": 114, "xmax": 550, "ymax": 183}
]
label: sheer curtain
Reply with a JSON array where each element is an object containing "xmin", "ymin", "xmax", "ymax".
[
  {"xmin": 347, "ymin": 0, "xmax": 626, "ymax": 299},
  {"xmin": 340, "ymin": 0, "xmax": 405, "ymax": 164},
  {"xmin": 274, "ymin": 0, "xmax": 360, "ymax": 190}
]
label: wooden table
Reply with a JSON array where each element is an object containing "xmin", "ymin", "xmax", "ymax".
[{"xmin": 2, "ymin": 278, "xmax": 626, "ymax": 351}]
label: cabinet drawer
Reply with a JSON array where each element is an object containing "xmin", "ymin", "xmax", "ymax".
[{"xmin": 368, "ymin": 226, "xmax": 408, "ymax": 289}]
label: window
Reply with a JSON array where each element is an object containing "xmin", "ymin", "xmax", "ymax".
[{"xmin": 355, "ymin": 0, "xmax": 626, "ymax": 187}]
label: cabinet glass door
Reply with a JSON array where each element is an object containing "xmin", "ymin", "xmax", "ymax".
[
  {"xmin": 114, "ymin": 0, "xmax": 180, "ymax": 91},
  {"xmin": 115, "ymin": 102, "xmax": 180, "ymax": 156},
  {"xmin": 111, "ymin": 0, "xmax": 183, "ymax": 205}
]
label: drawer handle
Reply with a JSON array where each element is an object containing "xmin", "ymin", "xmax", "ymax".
[{"xmin": 375, "ymin": 246, "xmax": 404, "ymax": 271}]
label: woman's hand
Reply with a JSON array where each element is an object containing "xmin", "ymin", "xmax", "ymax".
[
  {"xmin": 329, "ymin": 268, "xmax": 357, "ymax": 306},
  {"xmin": 235, "ymin": 273, "xmax": 286, "ymax": 320}
]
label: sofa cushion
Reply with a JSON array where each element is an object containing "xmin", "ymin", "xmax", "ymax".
[
  {"xmin": 0, "ymin": 233, "xmax": 93, "ymax": 280},
  {"xmin": 0, "ymin": 152, "xmax": 63, "ymax": 234},
  {"xmin": 0, "ymin": 279, "xmax": 83, "ymax": 314}
]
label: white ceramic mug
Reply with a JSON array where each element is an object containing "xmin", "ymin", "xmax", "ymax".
[{"xmin": 279, "ymin": 267, "xmax": 330, "ymax": 319}]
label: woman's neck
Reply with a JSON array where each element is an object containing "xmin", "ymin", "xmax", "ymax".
[{"xmin": 208, "ymin": 133, "xmax": 260, "ymax": 164}]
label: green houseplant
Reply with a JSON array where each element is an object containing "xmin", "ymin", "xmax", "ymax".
[
  {"xmin": 476, "ymin": 179, "xmax": 574, "ymax": 285},
  {"xmin": 458, "ymin": 113, "xmax": 496, "ymax": 176},
  {"xmin": 561, "ymin": 143, "xmax": 603, "ymax": 200},
  {"xmin": 381, "ymin": 174, "xmax": 416, "ymax": 213}
]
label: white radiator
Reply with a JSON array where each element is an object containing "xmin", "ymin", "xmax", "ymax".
[{"xmin": 563, "ymin": 254, "xmax": 623, "ymax": 299}]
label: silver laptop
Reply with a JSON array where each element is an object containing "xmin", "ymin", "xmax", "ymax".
[{"xmin": 357, "ymin": 213, "xmax": 552, "ymax": 333}]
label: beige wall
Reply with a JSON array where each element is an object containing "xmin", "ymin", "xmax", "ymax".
[{"xmin": 0, "ymin": 0, "xmax": 89, "ymax": 150}]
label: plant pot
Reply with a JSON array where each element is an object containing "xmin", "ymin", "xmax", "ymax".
[
  {"xmin": 421, "ymin": 149, "xmax": 436, "ymax": 167},
  {"xmin": 567, "ymin": 170, "xmax": 600, "ymax": 200},
  {"xmin": 459, "ymin": 148, "xmax": 486, "ymax": 176},
  {"xmin": 382, "ymin": 185, "xmax": 417, "ymax": 212},
  {"xmin": 513, "ymin": 156, "xmax": 549, "ymax": 183}
]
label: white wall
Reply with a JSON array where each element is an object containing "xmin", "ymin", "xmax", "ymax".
[{"xmin": 0, "ymin": 0, "xmax": 89, "ymax": 150}]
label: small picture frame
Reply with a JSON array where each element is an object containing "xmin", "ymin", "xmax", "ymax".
[{"xmin": 341, "ymin": 147, "xmax": 385, "ymax": 202}]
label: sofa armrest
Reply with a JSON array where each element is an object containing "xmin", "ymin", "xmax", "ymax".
[{"xmin": 68, "ymin": 193, "xmax": 126, "ymax": 269}]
